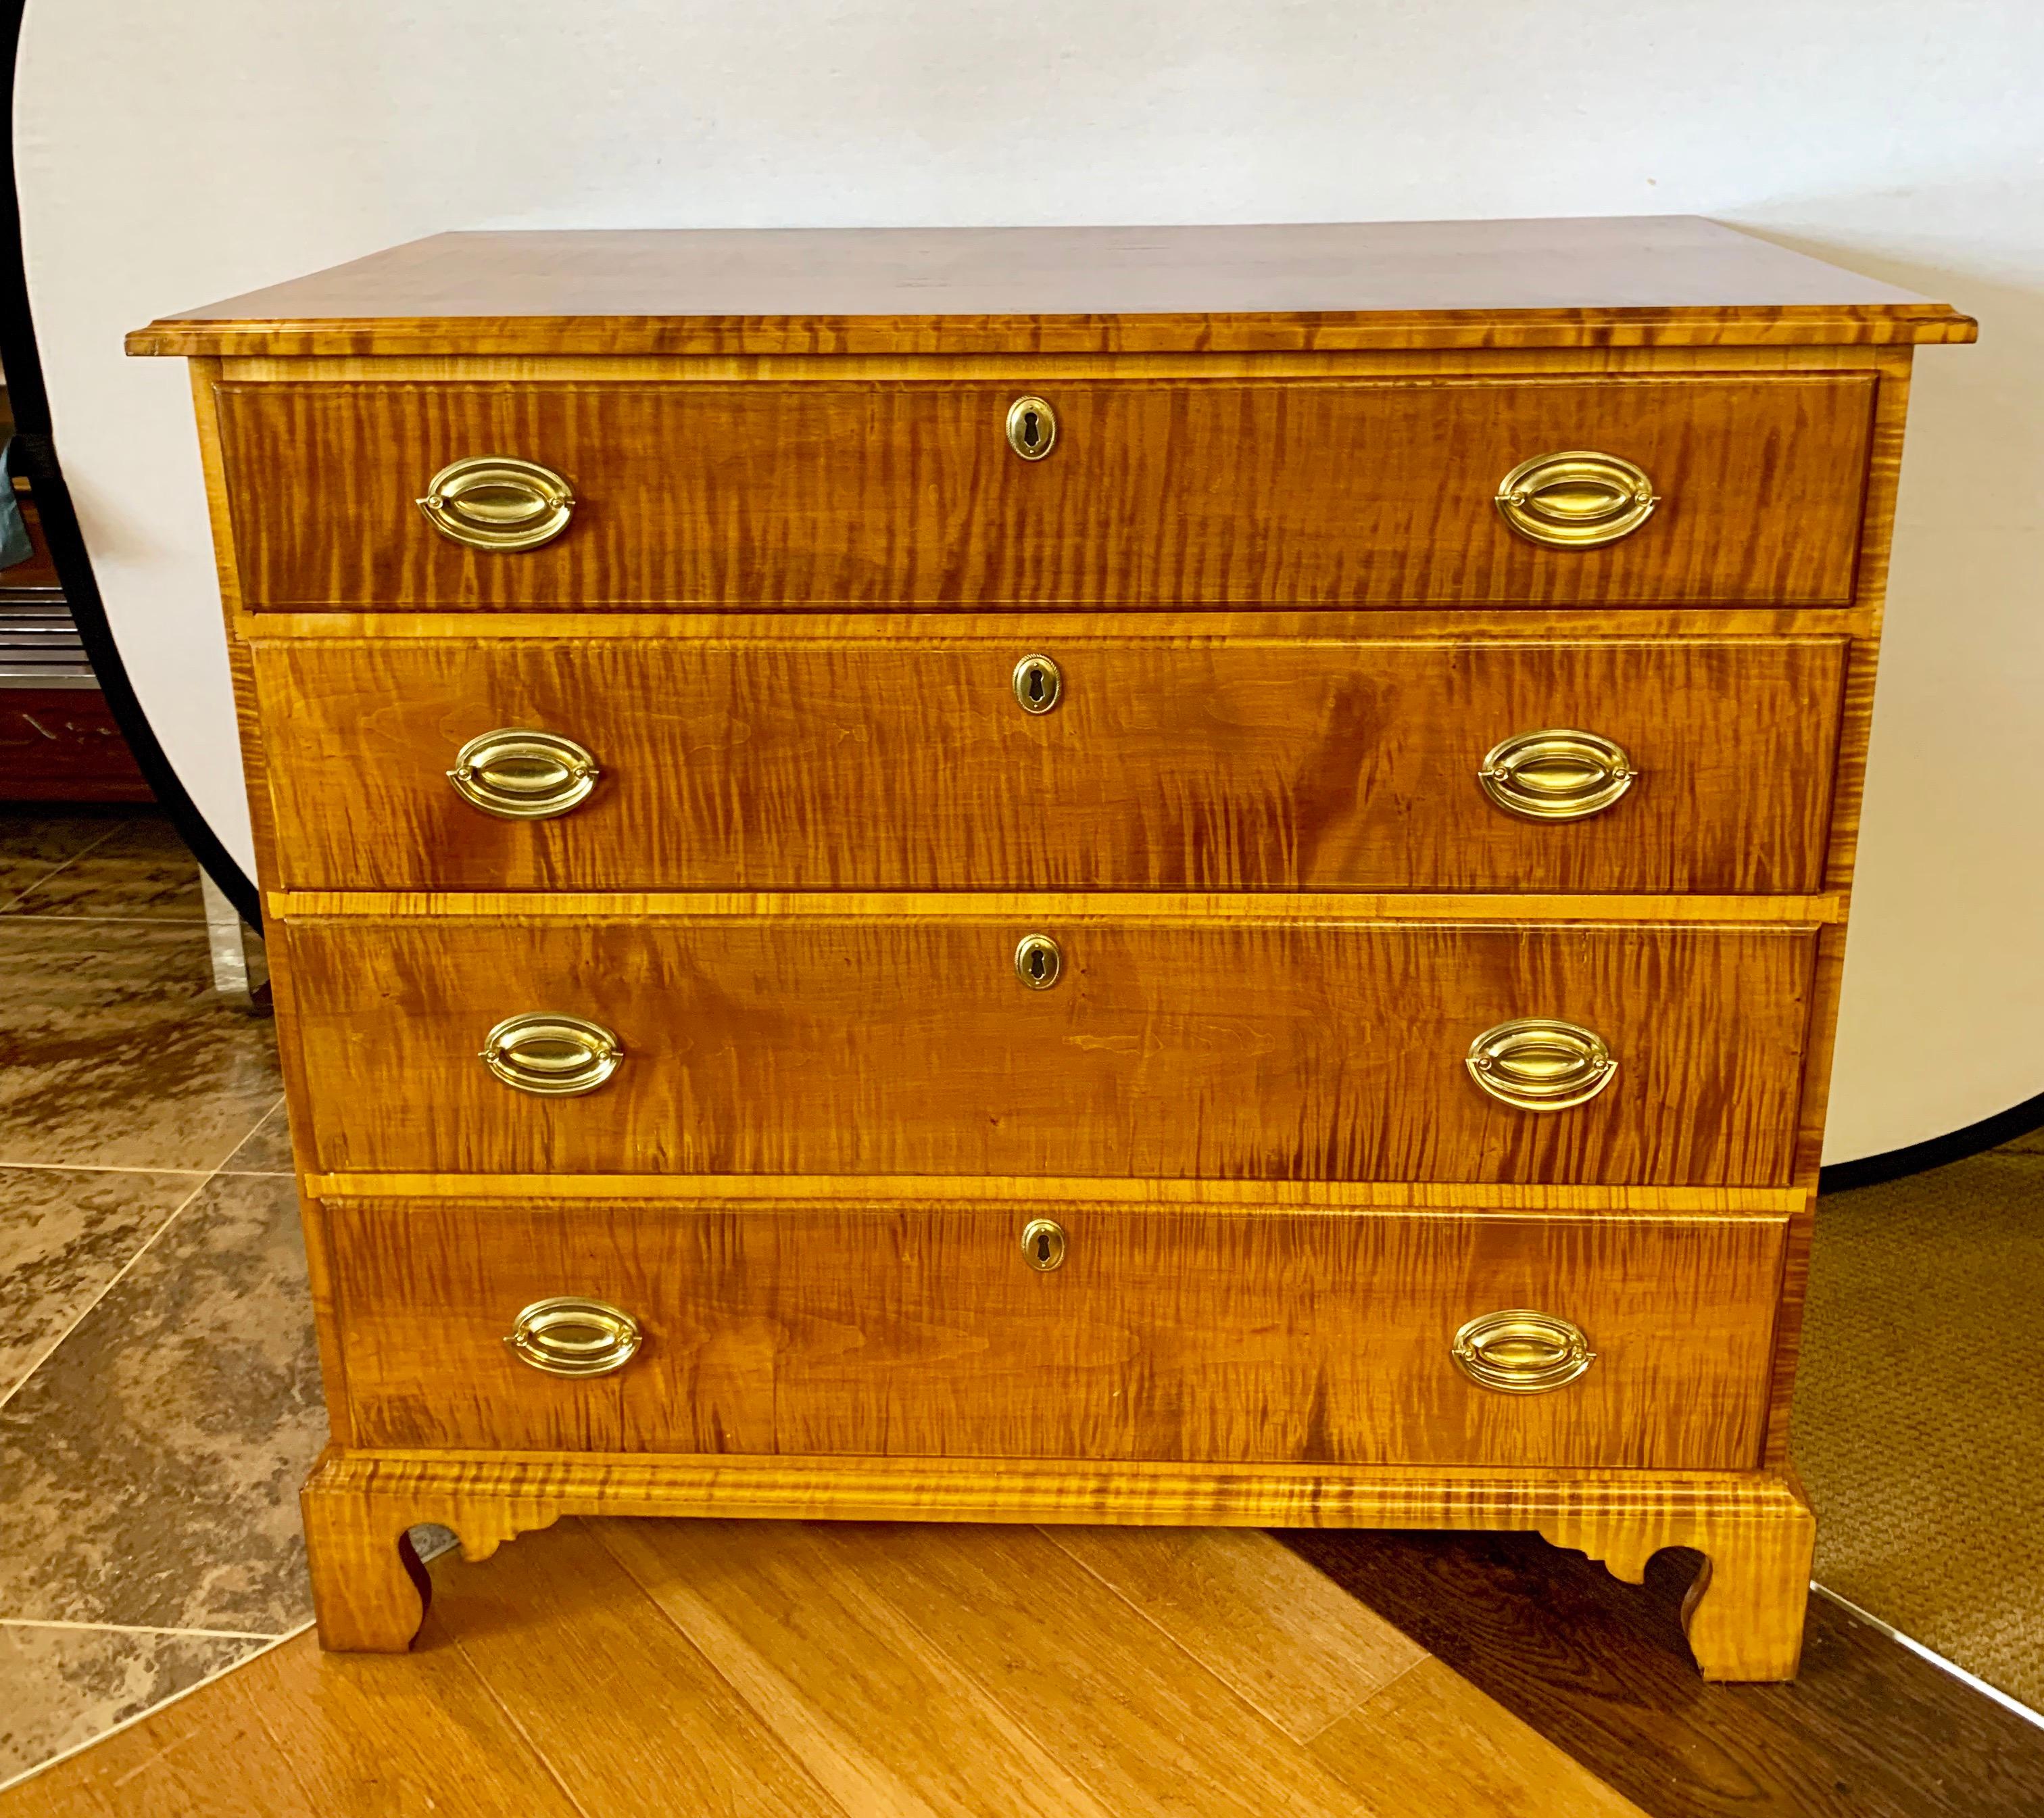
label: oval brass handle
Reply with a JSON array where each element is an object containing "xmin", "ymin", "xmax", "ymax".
[
  {"xmin": 1012, "ymin": 654, "xmax": 1063, "ymax": 715},
  {"xmin": 1478, "ymin": 727, "xmax": 1636, "ymax": 821},
  {"xmin": 1494, "ymin": 450, "xmax": 1658, "ymax": 548},
  {"xmin": 505, "ymin": 1297, "xmax": 642, "ymax": 1377},
  {"xmin": 417, "ymin": 455, "xmax": 576, "ymax": 552},
  {"xmin": 447, "ymin": 728, "xmax": 601, "ymax": 821},
  {"xmin": 1466, "ymin": 1018, "xmax": 1615, "ymax": 1112},
  {"xmin": 479, "ymin": 1013, "xmax": 623, "ymax": 1097},
  {"xmin": 1451, "ymin": 1309, "xmax": 1597, "ymax": 1395},
  {"xmin": 1015, "ymin": 933, "xmax": 1063, "ymax": 990},
  {"xmin": 1020, "ymin": 1218, "xmax": 1068, "ymax": 1272},
  {"xmin": 1005, "ymin": 396, "xmax": 1057, "ymax": 461}
]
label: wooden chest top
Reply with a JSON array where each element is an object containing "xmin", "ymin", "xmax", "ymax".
[{"xmin": 126, "ymin": 216, "xmax": 1974, "ymax": 358}]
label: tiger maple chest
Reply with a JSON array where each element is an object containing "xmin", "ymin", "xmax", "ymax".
[{"xmin": 130, "ymin": 218, "xmax": 1972, "ymax": 1679}]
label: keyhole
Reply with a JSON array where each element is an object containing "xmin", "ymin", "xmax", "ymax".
[
  {"xmin": 1011, "ymin": 653, "xmax": 1062, "ymax": 715},
  {"xmin": 1020, "ymin": 1218, "xmax": 1067, "ymax": 1272},
  {"xmin": 1005, "ymin": 395, "xmax": 1056, "ymax": 460},
  {"xmin": 1014, "ymin": 933, "xmax": 1062, "ymax": 989}
]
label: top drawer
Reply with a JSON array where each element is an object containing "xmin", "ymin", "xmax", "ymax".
[{"xmin": 213, "ymin": 375, "xmax": 1875, "ymax": 611}]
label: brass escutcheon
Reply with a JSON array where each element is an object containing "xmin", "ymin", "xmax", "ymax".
[
  {"xmin": 479, "ymin": 1013, "xmax": 623, "ymax": 1097},
  {"xmin": 505, "ymin": 1297, "xmax": 642, "ymax": 1377},
  {"xmin": 1478, "ymin": 727, "xmax": 1637, "ymax": 822},
  {"xmin": 1015, "ymin": 933, "xmax": 1063, "ymax": 990},
  {"xmin": 417, "ymin": 455, "xmax": 576, "ymax": 552},
  {"xmin": 1020, "ymin": 1218, "xmax": 1069, "ymax": 1272},
  {"xmin": 1465, "ymin": 1018, "xmax": 1615, "ymax": 1112},
  {"xmin": 1004, "ymin": 395, "xmax": 1058, "ymax": 460},
  {"xmin": 1451, "ymin": 1308, "xmax": 1597, "ymax": 1394},
  {"xmin": 1012, "ymin": 654, "xmax": 1063, "ymax": 715},
  {"xmin": 447, "ymin": 727, "xmax": 600, "ymax": 820},
  {"xmin": 1494, "ymin": 449, "xmax": 1658, "ymax": 548}
]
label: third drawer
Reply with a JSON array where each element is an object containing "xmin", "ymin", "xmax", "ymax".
[
  {"xmin": 320, "ymin": 1193, "xmax": 1786, "ymax": 1469},
  {"xmin": 253, "ymin": 632, "xmax": 1849, "ymax": 893},
  {"xmin": 281, "ymin": 913, "xmax": 1818, "ymax": 1185}
]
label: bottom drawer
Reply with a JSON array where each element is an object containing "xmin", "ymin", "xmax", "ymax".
[{"xmin": 323, "ymin": 1196, "xmax": 1785, "ymax": 1470}]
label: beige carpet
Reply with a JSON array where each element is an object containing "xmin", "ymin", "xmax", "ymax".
[{"xmin": 1794, "ymin": 1128, "xmax": 2044, "ymax": 1710}]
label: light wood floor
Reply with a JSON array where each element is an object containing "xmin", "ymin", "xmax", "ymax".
[{"xmin": 3, "ymin": 1518, "xmax": 1642, "ymax": 1816}]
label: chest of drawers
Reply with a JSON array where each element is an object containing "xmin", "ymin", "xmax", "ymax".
[{"xmin": 131, "ymin": 218, "xmax": 1972, "ymax": 1679}]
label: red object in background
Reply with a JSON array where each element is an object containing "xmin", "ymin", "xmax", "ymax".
[{"xmin": 0, "ymin": 492, "xmax": 152, "ymax": 803}]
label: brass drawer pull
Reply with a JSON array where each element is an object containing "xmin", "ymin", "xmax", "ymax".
[
  {"xmin": 479, "ymin": 1013, "xmax": 623, "ymax": 1097},
  {"xmin": 1466, "ymin": 1018, "xmax": 1615, "ymax": 1111},
  {"xmin": 1478, "ymin": 727, "xmax": 1636, "ymax": 821},
  {"xmin": 1494, "ymin": 450, "xmax": 1658, "ymax": 548},
  {"xmin": 1005, "ymin": 395, "xmax": 1057, "ymax": 460},
  {"xmin": 1012, "ymin": 653, "xmax": 1063, "ymax": 715},
  {"xmin": 1451, "ymin": 1309, "xmax": 1596, "ymax": 1395},
  {"xmin": 447, "ymin": 728, "xmax": 600, "ymax": 820},
  {"xmin": 1020, "ymin": 1218, "xmax": 1068, "ymax": 1272},
  {"xmin": 1015, "ymin": 933, "xmax": 1063, "ymax": 990},
  {"xmin": 505, "ymin": 1297, "xmax": 642, "ymax": 1377},
  {"xmin": 417, "ymin": 455, "xmax": 576, "ymax": 552}
]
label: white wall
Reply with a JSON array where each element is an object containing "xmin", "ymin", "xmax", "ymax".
[{"xmin": 15, "ymin": 1, "xmax": 2042, "ymax": 1160}]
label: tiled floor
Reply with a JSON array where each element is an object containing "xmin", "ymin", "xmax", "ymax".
[{"xmin": 0, "ymin": 809, "xmax": 320, "ymax": 1787}]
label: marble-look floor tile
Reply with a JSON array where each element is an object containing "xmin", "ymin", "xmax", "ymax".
[
  {"xmin": 0, "ymin": 922, "xmax": 281, "ymax": 1169},
  {"xmin": 0, "ymin": 811, "xmax": 123, "ymax": 911},
  {"xmin": 216, "ymin": 1100, "xmax": 294, "ymax": 1175},
  {"xmin": 0, "ymin": 1173, "xmax": 326, "ymax": 1635},
  {"xmin": 3, "ymin": 813, "xmax": 205, "ymax": 922},
  {"xmin": 0, "ymin": 1167, "xmax": 205, "ymax": 1402},
  {"xmin": 0, "ymin": 1623, "xmax": 268, "ymax": 1791}
]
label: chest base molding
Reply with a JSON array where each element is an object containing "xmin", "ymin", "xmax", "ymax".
[{"xmin": 301, "ymin": 1445, "xmax": 1814, "ymax": 1682}]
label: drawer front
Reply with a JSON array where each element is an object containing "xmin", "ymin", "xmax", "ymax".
[
  {"xmin": 256, "ymin": 633, "xmax": 1847, "ymax": 894},
  {"xmin": 324, "ymin": 1195, "xmax": 1784, "ymax": 1468},
  {"xmin": 282, "ymin": 915, "xmax": 1816, "ymax": 1185},
  {"xmin": 216, "ymin": 376, "xmax": 1873, "ymax": 610}
]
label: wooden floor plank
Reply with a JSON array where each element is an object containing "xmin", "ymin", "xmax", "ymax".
[
  {"xmin": 1282, "ymin": 1529, "xmax": 2044, "ymax": 1818},
  {"xmin": 0, "ymin": 1662, "xmax": 311, "ymax": 1818},
  {"xmin": 1, "ymin": 1610, "xmax": 582, "ymax": 1818},
  {"xmin": 819, "ymin": 1522, "xmax": 1367, "ymax": 1817},
  {"xmin": 1312, "ymin": 1656, "xmax": 1649, "ymax": 1816},
  {"xmin": 433, "ymin": 1518, "xmax": 845, "ymax": 1818},
  {"xmin": 1042, "ymin": 1525, "xmax": 1426, "ymax": 1742},
  {"xmin": 596, "ymin": 1517, "xmax": 1119, "ymax": 1818}
]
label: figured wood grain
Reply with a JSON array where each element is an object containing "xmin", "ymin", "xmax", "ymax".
[
  {"xmin": 238, "ymin": 604, "xmax": 1874, "ymax": 641},
  {"xmin": 280, "ymin": 914, "xmax": 1816, "ymax": 1185},
  {"xmin": 268, "ymin": 888, "xmax": 1845, "ymax": 924},
  {"xmin": 318, "ymin": 1194, "xmax": 1784, "ymax": 1466},
  {"xmin": 296, "ymin": 1448, "xmax": 1818, "ymax": 1681},
  {"xmin": 123, "ymin": 218, "xmax": 1977, "ymax": 357},
  {"xmin": 300, "ymin": 1174, "xmax": 1807, "ymax": 1213},
  {"xmin": 254, "ymin": 632, "xmax": 1848, "ymax": 894},
  {"xmin": 213, "ymin": 374, "xmax": 1876, "ymax": 609}
]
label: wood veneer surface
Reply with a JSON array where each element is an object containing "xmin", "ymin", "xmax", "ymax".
[
  {"xmin": 214, "ymin": 375, "xmax": 1874, "ymax": 608},
  {"xmin": 280, "ymin": 915, "xmax": 1818, "ymax": 1185},
  {"xmin": 322, "ymin": 1195, "xmax": 1783, "ymax": 1466},
  {"xmin": 254, "ymin": 632, "xmax": 1847, "ymax": 894},
  {"xmin": 124, "ymin": 216, "xmax": 1976, "ymax": 356}
]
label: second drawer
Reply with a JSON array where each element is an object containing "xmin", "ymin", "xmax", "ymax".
[
  {"xmin": 254, "ymin": 633, "xmax": 1848, "ymax": 893},
  {"xmin": 281, "ymin": 913, "xmax": 1818, "ymax": 1185}
]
